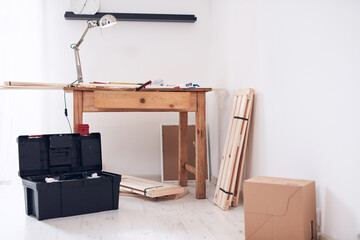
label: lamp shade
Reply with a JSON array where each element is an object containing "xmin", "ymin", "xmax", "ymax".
[{"xmin": 98, "ymin": 14, "xmax": 117, "ymax": 28}]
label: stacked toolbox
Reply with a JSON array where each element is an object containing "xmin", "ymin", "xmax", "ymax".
[{"xmin": 17, "ymin": 133, "xmax": 121, "ymax": 220}]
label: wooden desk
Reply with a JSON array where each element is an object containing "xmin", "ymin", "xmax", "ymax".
[{"xmin": 64, "ymin": 87, "xmax": 212, "ymax": 199}]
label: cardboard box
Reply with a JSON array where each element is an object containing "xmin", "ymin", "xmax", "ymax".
[{"xmin": 244, "ymin": 176, "xmax": 317, "ymax": 240}]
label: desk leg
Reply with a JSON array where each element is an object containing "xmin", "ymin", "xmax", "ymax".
[
  {"xmin": 179, "ymin": 112, "xmax": 188, "ymax": 187},
  {"xmin": 195, "ymin": 92, "xmax": 207, "ymax": 199},
  {"xmin": 73, "ymin": 91, "xmax": 83, "ymax": 133}
]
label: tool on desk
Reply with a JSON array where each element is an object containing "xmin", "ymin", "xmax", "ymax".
[
  {"xmin": 174, "ymin": 83, "xmax": 200, "ymax": 88},
  {"xmin": 151, "ymin": 79, "xmax": 165, "ymax": 86},
  {"xmin": 90, "ymin": 82, "xmax": 106, "ymax": 84},
  {"xmin": 135, "ymin": 80, "xmax": 152, "ymax": 91}
]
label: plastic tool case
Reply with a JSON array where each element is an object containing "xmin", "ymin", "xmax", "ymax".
[{"xmin": 17, "ymin": 133, "xmax": 121, "ymax": 220}]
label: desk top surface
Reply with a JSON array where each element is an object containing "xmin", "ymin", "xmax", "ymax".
[{"xmin": 64, "ymin": 87, "xmax": 212, "ymax": 92}]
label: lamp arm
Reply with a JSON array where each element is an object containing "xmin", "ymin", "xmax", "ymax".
[
  {"xmin": 74, "ymin": 21, "xmax": 95, "ymax": 48},
  {"xmin": 71, "ymin": 21, "xmax": 97, "ymax": 84},
  {"xmin": 73, "ymin": 47, "xmax": 83, "ymax": 84}
]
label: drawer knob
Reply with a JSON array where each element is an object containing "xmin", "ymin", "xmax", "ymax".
[{"xmin": 140, "ymin": 98, "xmax": 145, "ymax": 103}]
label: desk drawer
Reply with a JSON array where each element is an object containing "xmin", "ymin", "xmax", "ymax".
[{"xmin": 94, "ymin": 91, "xmax": 193, "ymax": 111}]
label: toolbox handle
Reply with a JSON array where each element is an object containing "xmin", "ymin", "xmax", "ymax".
[{"xmin": 28, "ymin": 135, "xmax": 44, "ymax": 138}]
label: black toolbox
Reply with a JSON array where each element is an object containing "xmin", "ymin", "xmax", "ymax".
[{"xmin": 17, "ymin": 133, "xmax": 121, "ymax": 220}]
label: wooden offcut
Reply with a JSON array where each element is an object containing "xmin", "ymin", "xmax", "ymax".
[
  {"xmin": 120, "ymin": 175, "xmax": 186, "ymax": 198},
  {"xmin": 213, "ymin": 88, "xmax": 255, "ymax": 210},
  {"xmin": 120, "ymin": 188, "xmax": 189, "ymax": 200}
]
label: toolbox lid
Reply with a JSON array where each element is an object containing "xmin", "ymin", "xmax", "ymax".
[{"xmin": 17, "ymin": 133, "xmax": 102, "ymax": 177}]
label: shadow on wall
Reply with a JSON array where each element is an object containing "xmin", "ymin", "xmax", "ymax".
[
  {"xmin": 322, "ymin": 187, "xmax": 356, "ymax": 239},
  {"xmin": 215, "ymin": 89, "xmax": 230, "ymax": 170},
  {"xmin": 243, "ymin": 90, "xmax": 266, "ymax": 181}
]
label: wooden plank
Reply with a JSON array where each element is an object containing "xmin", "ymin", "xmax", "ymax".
[
  {"xmin": 221, "ymin": 89, "xmax": 254, "ymax": 210},
  {"xmin": 120, "ymin": 184, "xmax": 183, "ymax": 198},
  {"xmin": 94, "ymin": 91, "xmax": 193, "ymax": 111},
  {"xmin": 4, "ymin": 81, "xmax": 67, "ymax": 88},
  {"xmin": 232, "ymin": 89, "xmax": 255, "ymax": 206},
  {"xmin": 214, "ymin": 95, "xmax": 242, "ymax": 206},
  {"xmin": 179, "ymin": 112, "xmax": 188, "ymax": 186},
  {"xmin": 120, "ymin": 190, "xmax": 146, "ymax": 197},
  {"xmin": 120, "ymin": 183, "xmax": 183, "ymax": 199},
  {"xmin": 120, "ymin": 187, "xmax": 145, "ymax": 196},
  {"xmin": 235, "ymin": 88, "xmax": 254, "ymax": 96},
  {"xmin": 185, "ymin": 163, "xmax": 196, "ymax": 175},
  {"xmin": 223, "ymin": 97, "xmax": 249, "ymax": 209},
  {"xmin": 121, "ymin": 175, "xmax": 166, "ymax": 189},
  {"xmin": 213, "ymin": 89, "xmax": 255, "ymax": 210},
  {"xmin": 225, "ymin": 98, "xmax": 250, "ymax": 208},
  {"xmin": 160, "ymin": 188, "xmax": 189, "ymax": 199},
  {"xmin": 146, "ymin": 186, "xmax": 185, "ymax": 198},
  {"xmin": 73, "ymin": 91, "xmax": 83, "ymax": 133},
  {"xmin": 0, "ymin": 86, "xmax": 64, "ymax": 90},
  {"xmin": 195, "ymin": 92, "xmax": 207, "ymax": 199},
  {"xmin": 4, "ymin": 81, "xmax": 137, "ymax": 89},
  {"xmin": 120, "ymin": 188, "xmax": 189, "ymax": 200},
  {"xmin": 213, "ymin": 95, "xmax": 239, "ymax": 204},
  {"xmin": 120, "ymin": 175, "xmax": 185, "ymax": 198},
  {"xmin": 217, "ymin": 96, "xmax": 247, "ymax": 210}
]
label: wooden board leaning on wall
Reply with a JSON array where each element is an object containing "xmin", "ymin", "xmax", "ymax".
[{"xmin": 213, "ymin": 88, "xmax": 255, "ymax": 211}]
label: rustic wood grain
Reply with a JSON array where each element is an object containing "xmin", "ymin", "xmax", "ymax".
[
  {"xmin": 195, "ymin": 92, "xmax": 207, "ymax": 199},
  {"xmin": 179, "ymin": 112, "xmax": 188, "ymax": 187}
]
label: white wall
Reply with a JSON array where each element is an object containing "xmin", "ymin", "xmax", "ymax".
[
  {"xmin": 0, "ymin": 0, "xmax": 47, "ymax": 179},
  {"xmin": 209, "ymin": 0, "xmax": 360, "ymax": 239}
]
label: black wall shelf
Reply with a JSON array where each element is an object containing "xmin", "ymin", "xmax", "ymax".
[{"xmin": 64, "ymin": 12, "xmax": 197, "ymax": 23}]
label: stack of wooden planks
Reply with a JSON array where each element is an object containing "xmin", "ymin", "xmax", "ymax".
[
  {"xmin": 120, "ymin": 175, "xmax": 189, "ymax": 199},
  {"xmin": 213, "ymin": 88, "xmax": 255, "ymax": 210}
]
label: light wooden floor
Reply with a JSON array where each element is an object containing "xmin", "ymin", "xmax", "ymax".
[{"xmin": 0, "ymin": 181, "xmax": 245, "ymax": 240}]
